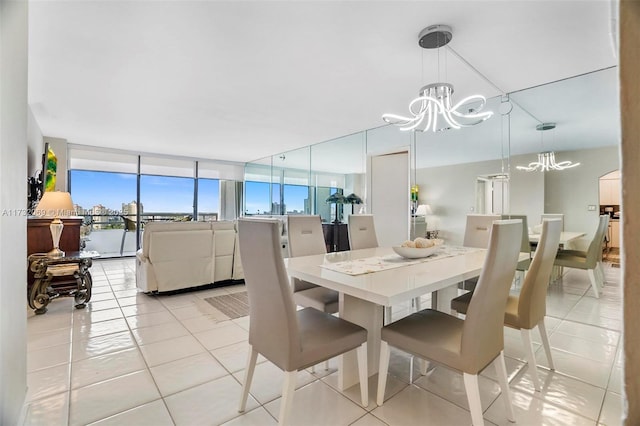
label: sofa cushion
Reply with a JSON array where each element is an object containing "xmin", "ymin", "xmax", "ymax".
[{"xmin": 142, "ymin": 221, "xmax": 212, "ymax": 258}]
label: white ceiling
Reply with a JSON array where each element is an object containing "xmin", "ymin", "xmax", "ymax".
[{"xmin": 28, "ymin": 1, "xmax": 618, "ymax": 165}]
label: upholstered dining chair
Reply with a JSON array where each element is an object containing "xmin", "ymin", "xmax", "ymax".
[
  {"xmin": 502, "ymin": 214, "xmax": 533, "ymax": 279},
  {"xmin": 554, "ymin": 214, "xmax": 609, "ymax": 298},
  {"xmin": 237, "ymin": 218, "xmax": 368, "ymax": 425},
  {"xmin": 287, "ymin": 215, "xmax": 339, "ymax": 313},
  {"xmin": 348, "ymin": 214, "xmax": 379, "ymax": 250},
  {"xmin": 119, "ymin": 215, "xmax": 136, "ymax": 256},
  {"xmin": 377, "ymin": 220, "xmax": 522, "ymax": 426},
  {"xmin": 451, "ymin": 219, "xmax": 562, "ymax": 391},
  {"xmin": 460, "ymin": 214, "xmax": 501, "ymax": 291}
]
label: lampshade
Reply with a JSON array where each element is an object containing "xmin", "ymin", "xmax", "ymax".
[
  {"xmin": 415, "ymin": 204, "xmax": 433, "ymax": 216},
  {"xmin": 325, "ymin": 193, "xmax": 346, "ymax": 204},
  {"xmin": 345, "ymin": 193, "xmax": 363, "ymax": 204},
  {"xmin": 36, "ymin": 191, "xmax": 75, "ymax": 218}
]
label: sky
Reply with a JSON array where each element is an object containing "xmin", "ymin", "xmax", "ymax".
[{"xmin": 70, "ymin": 170, "xmax": 219, "ymax": 214}]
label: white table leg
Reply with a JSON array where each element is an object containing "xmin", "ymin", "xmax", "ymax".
[
  {"xmin": 338, "ymin": 293, "xmax": 383, "ymax": 390},
  {"xmin": 431, "ymin": 285, "xmax": 458, "ymax": 314}
]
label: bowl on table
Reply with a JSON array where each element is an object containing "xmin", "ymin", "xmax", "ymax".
[{"xmin": 392, "ymin": 239, "xmax": 443, "ymax": 259}]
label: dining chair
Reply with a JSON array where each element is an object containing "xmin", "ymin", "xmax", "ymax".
[
  {"xmin": 451, "ymin": 219, "xmax": 562, "ymax": 391},
  {"xmin": 119, "ymin": 215, "xmax": 136, "ymax": 256},
  {"xmin": 237, "ymin": 218, "xmax": 368, "ymax": 425},
  {"xmin": 541, "ymin": 213, "xmax": 564, "ymax": 231},
  {"xmin": 377, "ymin": 219, "xmax": 522, "ymax": 426},
  {"xmin": 287, "ymin": 215, "xmax": 339, "ymax": 313},
  {"xmin": 460, "ymin": 214, "xmax": 501, "ymax": 291},
  {"xmin": 554, "ymin": 214, "xmax": 609, "ymax": 298},
  {"xmin": 348, "ymin": 214, "xmax": 379, "ymax": 250},
  {"xmin": 502, "ymin": 214, "xmax": 532, "ymax": 280}
]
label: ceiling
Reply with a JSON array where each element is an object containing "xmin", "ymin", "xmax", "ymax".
[{"xmin": 28, "ymin": 1, "xmax": 618, "ymax": 165}]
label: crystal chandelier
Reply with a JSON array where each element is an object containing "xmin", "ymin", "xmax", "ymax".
[
  {"xmin": 382, "ymin": 25, "xmax": 494, "ymax": 132},
  {"xmin": 516, "ymin": 123, "xmax": 580, "ymax": 172}
]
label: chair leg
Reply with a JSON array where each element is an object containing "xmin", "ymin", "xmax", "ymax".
[
  {"xmin": 462, "ymin": 373, "xmax": 485, "ymax": 426},
  {"xmin": 356, "ymin": 343, "xmax": 369, "ymax": 407},
  {"xmin": 325, "ymin": 359, "xmax": 330, "ymax": 370},
  {"xmin": 279, "ymin": 371, "xmax": 297, "ymax": 425},
  {"xmin": 384, "ymin": 306, "xmax": 392, "ymax": 325},
  {"xmin": 414, "ymin": 296, "xmax": 421, "ymax": 312},
  {"xmin": 520, "ymin": 328, "xmax": 541, "ymax": 391},
  {"xmin": 587, "ymin": 269, "xmax": 600, "ymax": 298},
  {"xmin": 494, "ymin": 351, "xmax": 516, "ymax": 423},
  {"xmin": 419, "ymin": 358, "xmax": 428, "ymax": 376},
  {"xmin": 537, "ymin": 320, "xmax": 555, "ymax": 370},
  {"xmin": 238, "ymin": 346, "xmax": 258, "ymax": 412},
  {"xmin": 597, "ymin": 261, "xmax": 606, "ymax": 288},
  {"xmin": 376, "ymin": 341, "xmax": 390, "ymax": 406}
]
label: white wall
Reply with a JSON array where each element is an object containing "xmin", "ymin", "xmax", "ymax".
[
  {"xmin": 416, "ymin": 157, "xmax": 506, "ymax": 245},
  {"xmin": 0, "ymin": 0, "xmax": 29, "ymax": 423},
  {"xmin": 545, "ymin": 146, "xmax": 620, "ymax": 250}
]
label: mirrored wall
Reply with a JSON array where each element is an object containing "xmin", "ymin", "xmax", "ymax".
[{"xmin": 245, "ymin": 67, "xmax": 620, "ymax": 249}]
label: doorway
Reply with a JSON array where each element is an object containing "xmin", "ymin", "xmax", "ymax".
[{"xmin": 367, "ymin": 150, "xmax": 410, "ymax": 246}]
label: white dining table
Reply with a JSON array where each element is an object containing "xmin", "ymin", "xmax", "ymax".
[
  {"xmin": 284, "ymin": 246, "xmax": 530, "ymax": 390},
  {"xmin": 529, "ymin": 231, "xmax": 586, "ymax": 247}
]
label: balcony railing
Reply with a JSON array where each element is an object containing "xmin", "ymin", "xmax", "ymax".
[{"xmin": 80, "ymin": 212, "xmax": 218, "ymax": 258}]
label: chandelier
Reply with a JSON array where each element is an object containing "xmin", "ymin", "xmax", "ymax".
[
  {"xmin": 516, "ymin": 123, "xmax": 580, "ymax": 172},
  {"xmin": 382, "ymin": 25, "xmax": 494, "ymax": 132}
]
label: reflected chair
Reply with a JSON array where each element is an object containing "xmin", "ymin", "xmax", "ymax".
[
  {"xmin": 119, "ymin": 215, "xmax": 136, "ymax": 256},
  {"xmin": 287, "ymin": 215, "xmax": 339, "ymax": 314},
  {"xmin": 502, "ymin": 215, "xmax": 533, "ymax": 280},
  {"xmin": 348, "ymin": 214, "xmax": 379, "ymax": 250},
  {"xmin": 451, "ymin": 219, "xmax": 562, "ymax": 391},
  {"xmin": 237, "ymin": 219, "xmax": 368, "ymax": 424},
  {"xmin": 460, "ymin": 214, "xmax": 501, "ymax": 291},
  {"xmin": 554, "ymin": 215, "xmax": 609, "ymax": 298},
  {"xmin": 377, "ymin": 220, "xmax": 522, "ymax": 426}
]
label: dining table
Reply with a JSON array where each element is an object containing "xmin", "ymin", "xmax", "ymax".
[
  {"xmin": 284, "ymin": 245, "xmax": 530, "ymax": 390},
  {"xmin": 529, "ymin": 231, "xmax": 586, "ymax": 248}
]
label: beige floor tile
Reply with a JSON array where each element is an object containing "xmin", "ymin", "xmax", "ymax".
[
  {"xmin": 349, "ymin": 413, "xmax": 390, "ymax": 426},
  {"xmin": 69, "ymin": 370, "xmax": 160, "ymax": 426},
  {"xmin": 88, "ymin": 399, "xmax": 173, "ymax": 426},
  {"xmin": 169, "ymin": 299, "xmax": 220, "ymax": 320},
  {"xmin": 210, "ymin": 341, "xmax": 267, "ymax": 373},
  {"xmin": 548, "ymin": 332, "xmax": 617, "ymax": 364},
  {"xmin": 371, "ymin": 385, "xmax": 474, "ymax": 426},
  {"xmin": 164, "ymin": 375, "xmax": 260, "ymax": 426},
  {"xmin": 83, "ymin": 299, "xmax": 121, "ymax": 312},
  {"xmin": 220, "ymin": 406, "xmax": 277, "ymax": 426},
  {"xmin": 180, "ymin": 313, "xmax": 228, "ymax": 334},
  {"xmin": 323, "ymin": 370, "xmax": 406, "ymax": 409},
  {"xmin": 264, "ymin": 380, "xmax": 367, "ymax": 426},
  {"xmin": 28, "ymin": 311, "xmax": 73, "ymax": 334},
  {"xmin": 131, "ymin": 321, "xmax": 190, "ymax": 345},
  {"xmin": 72, "ymin": 330, "xmax": 136, "ymax": 362},
  {"xmin": 28, "ymin": 328, "xmax": 73, "ymax": 352},
  {"xmin": 73, "ymin": 317, "xmax": 129, "ymax": 341},
  {"xmin": 607, "ymin": 366, "xmax": 623, "ymax": 394},
  {"xmin": 73, "ymin": 307, "xmax": 124, "ymax": 326},
  {"xmin": 28, "ymin": 342, "xmax": 71, "ymax": 372},
  {"xmin": 139, "ymin": 334, "xmax": 206, "ymax": 367},
  {"xmin": 535, "ymin": 348, "xmax": 613, "ymax": 388},
  {"xmin": 554, "ymin": 320, "xmax": 621, "ymax": 347},
  {"xmin": 87, "ymin": 292, "xmax": 116, "ymax": 302},
  {"xmin": 24, "ymin": 391, "xmax": 69, "ymax": 426},
  {"xmin": 599, "ymin": 391, "xmax": 623, "ymax": 426},
  {"xmin": 484, "ymin": 388, "xmax": 596, "ymax": 426},
  {"xmin": 157, "ymin": 293, "xmax": 200, "ymax": 309},
  {"xmin": 26, "ymin": 363, "xmax": 71, "ymax": 403},
  {"xmin": 150, "ymin": 352, "xmax": 228, "ymax": 396},
  {"xmin": 193, "ymin": 321, "xmax": 248, "ymax": 350},
  {"xmin": 125, "ymin": 310, "xmax": 178, "ymax": 329},
  {"xmin": 71, "ymin": 347, "xmax": 146, "ymax": 389},
  {"xmin": 121, "ymin": 301, "xmax": 167, "ymax": 317},
  {"xmin": 511, "ymin": 368, "xmax": 606, "ymax": 421}
]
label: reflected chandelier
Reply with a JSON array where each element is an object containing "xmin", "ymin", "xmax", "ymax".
[
  {"xmin": 516, "ymin": 123, "xmax": 580, "ymax": 172},
  {"xmin": 382, "ymin": 25, "xmax": 494, "ymax": 132}
]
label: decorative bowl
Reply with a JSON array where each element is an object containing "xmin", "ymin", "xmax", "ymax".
[{"xmin": 392, "ymin": 245, "xmax": 439, "ymax": 259}]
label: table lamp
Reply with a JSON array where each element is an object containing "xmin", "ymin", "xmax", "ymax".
[
  {"xmin": 345, "ymin": 193, "xmax": 363, "ymax": 214},
  {"xmin": 325, "ymin": 192, "xmax": 346, "ymax": 224},
  {"xmin": 415, "ymin": 204, "xmax": 432, "ymax": 216},
  {"xmin": 35, "ymin": 191, "xmax": 75, "ymax": 257}
]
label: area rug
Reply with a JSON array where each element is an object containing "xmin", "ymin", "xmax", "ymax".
[{"xmin": 204, "ymin": 292, "xmax": 249, "ymax": 319}]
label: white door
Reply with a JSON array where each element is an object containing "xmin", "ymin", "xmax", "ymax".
[{"xmin": 368, "ymin": 151, "xmax": 409, "ymax": 246}]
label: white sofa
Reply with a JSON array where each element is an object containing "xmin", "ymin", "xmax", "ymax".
[{"xmin": 136, "ymin": 221, "xmax": 244, "ymax": 293}]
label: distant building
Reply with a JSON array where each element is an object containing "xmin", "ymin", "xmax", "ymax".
[
  {"xmin": 122, "ymin": 200, "xmax": 142, "ymax": 217},
  {"xmin": 91, "ymin": 204, "xmax": 109, "ymax": 229}
]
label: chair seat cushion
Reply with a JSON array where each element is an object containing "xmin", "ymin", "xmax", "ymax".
[
  {"xmin": 381, "ymin": 309, "xmax": 468, "ymax": 372},
  {"xmin": 452, "ymin": 292, "xmax": 521, "ymax": 329},
  {"xmin": 517, "ymin": 257, "xmax": 531, "ymax": 271},
  {"xmin": 554, "ymin": 252, "xmax": 591, "ymax": 269},
  {"xmin": 297, "ymin": 308, "xmax": 367, "ymax": 370},
  {"xmin": 294, "ymin": 287, "xmax": 339, "ymax": 314}
]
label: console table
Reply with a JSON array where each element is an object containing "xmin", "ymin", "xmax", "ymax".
[
  {"xmin": 27, "ymin": 251, "xmax": 99, "ymax": 314},
  {"xmin": 322, "ymin": 223, "xmax": 350, "ymax": 252}
]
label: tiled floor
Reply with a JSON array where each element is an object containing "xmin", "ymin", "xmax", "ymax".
[{"xmin": 23, "ymin": 259, "xmax": 624, "ymax": 425}]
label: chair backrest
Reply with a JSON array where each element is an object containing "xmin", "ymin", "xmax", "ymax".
[
  {"xmin": 541, "ymin": 214, "xmax": 564, "ymax": 231},
  {"xmin": 463, "ymin": 214, "xmax": 501, "ymax": 248},
  {"xmin": 121, "ymin": 216, "xmax": 136, "ymax": 231},
  {"xmin": 501, "ymin": 214, "xmax": 531, "ymax": 254},
  {"xmin": 238, "ymin": 218, "xmax": 300, "ymax": 371},
  {"xmin": 517, "ymin": 219, "xmax": 562, "ymax": 329},
  {"xmin": 585, "ymin": 215, "xmax": 610, "ymax": 266},
  {"xmin": 287, "ymin": 215, "xmax": 327, "ymax": 257},
  {"xmin": 348, "ymin": 214, "xmax": 379, "ymax": 250},
  {"xmin": 461, "ymin": 220, "xmax": 522, "ymax": 373}
]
